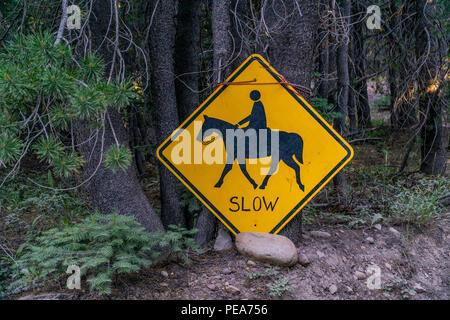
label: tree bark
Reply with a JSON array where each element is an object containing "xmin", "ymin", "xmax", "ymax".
[
  {"xmin": 195, "ymin": 206, "xmax": 217, "ymax": 247},
  {"xmin": 415, "ymin": 0, "xmax": 446, "ymax": 175},
  {"xmin": 74, "ymin": 0, "xmax": 164, "ymax": 232},
  {"xmin": 212, "ymin": 0, "xmax": 232, "ymax": 84},
  {"xmin": 388, "ymin": 0, "xmax": 417, "ymax": 129},
  {"xmin": 348, "ymin": 50, "xmax": 356, "ymax": 133},
  {"xmin": 352, "ymin": 1, "xmax": 371, "ymax": 129},
  {"xmin": 348, "ymin": 87, "xmax": 357, "ymax": 133},
  {"xmin": 260, "ymin": 0, "xmax": 318, "ymax": 89},
  {"xmin": 318, "ymin": 0, "xmax": 330, "ymax": 99},
  {"xmin": 257, "ymin": 0, "xmax": 319, "ymax": 242},
  {"xmin": 174, "ymin": 0, "xmax": 217, "ymax": 244},
  {"xmin": 327, "ymin": 45, "xmax": 337, "ymax": 107},
  {"xmin": 193, "ymin": 0, "xmax": 234, "ymax": 246},
  {"xmin": 149, "ymin": 0, "xmax": 184, "ymax": 228},
  {"xmin": 318, "ymin": 41, "xmax": 330, "ymax": 99},
  {"xmin": 175, "ymin": 0, "xmax": 201, "ymax": 122},
  {"xmin": 332, "ymin": 0, "xmax": 350, "ymax": 204},
  {"xmin": 174, "ymin": 0, "xmax": 201, "ymax": 230}
]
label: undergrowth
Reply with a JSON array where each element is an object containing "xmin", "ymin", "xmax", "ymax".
[
  {"xmin": 303, "ymin": 169, "xmax": 449, "ymax": 229},
  {"xmin": 6, "ymin": 214, "xmax": 200, "ymax": 295},
  {"xmin": 247, "ymin": 267, "xmax": 291, "ymax": 297},
  {"xmin": 0, "ymin": 171, "xmax": 90, "ymax": 232}
]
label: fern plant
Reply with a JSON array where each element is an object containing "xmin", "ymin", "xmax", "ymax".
[
  {"xmin": 9, "ymin": 213, "xmax": 153, "ymax": 295},
  {"xmin": 8, "ymin": 213, "xmax": 200, "ymax": 295},
  {"xmin": 152, "ymin": 225, "xmax": 201, "ymax": 264},
  {"xmin": 179, "ymin": 185, "xmax": 202, "ymax": 216}
]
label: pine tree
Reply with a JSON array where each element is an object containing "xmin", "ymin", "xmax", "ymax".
[{"xmin": 0, "ymin": 32, "xmax": 135, "ymax": 180}]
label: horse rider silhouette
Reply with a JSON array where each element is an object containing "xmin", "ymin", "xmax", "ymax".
[
  {"xmin": 237, "ymin": 90, "xmax": 267, "ymax": 131},
  {"xmin": 197, "ymin": 89, "xmax": 305, "ymax": 191}
]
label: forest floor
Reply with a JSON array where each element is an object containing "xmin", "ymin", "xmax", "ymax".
[{"xmin": 12, "ymin": 219, "xmax": 450, "ymax": 300}]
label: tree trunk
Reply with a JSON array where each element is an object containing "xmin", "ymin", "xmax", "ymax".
[
  {"xmin": 348, "ymin": 87, "xmax": 357, "ymax": 133},
  {"xmin": 74, "ymin": 0, "xmax": 163, "ymax": 232},
  {"xmin": 318, "ymin": 0, "xmax": 330, "ymax": 99},
  {"xmin": 195, "ymin": 206, "xmax": 217, "ymax": 247},
  {"xmin": 175, "ymin": 0, "xmax": 201, "ymax": 122},
  {"xmin": 261, "ymin": 0, "xmax": 318, "ymax": 89},
  {"xmin": 415, "ymin": 0, "xmax": 446, "ymax": 175},
  {"xmin": 174, "ymin": 0, "xmax": 217, "ymax": 244},
  {"xmin": 195, "ymin": 0, "xmax": 234, "ymax": 245},
  {"xmin": 388, "ymin": 52, "xmax": 400, "ymax": 128},
  {"xmin": 332, "ymin": 0, "xmax": 350, "ymax": 204},
  {"xmin": 212, "ymin": 0, "xmax": 232, "ymax": 84},
  {"xmin": 388, "ymin": 0, "xmax": 417, "ymax": 129},
  {"xmin": 327, "ymin": 45, "xmax": 337, "ymax": 108},
  {"xmin": 174, "ymin": 0, "xmax": 201, "ymax": 230},
  {"xmin": 257, "ymin": 0, "xmax": 319, "ymax": 242},
  {"xmin": 149, "ymin": 0, "xmax": 184, "ymax": 228},
  {"xmin": 352, "ymin": 1, "xmax": 371, "ymax": 129},
  {"xmin": 327, "ymin": 0, "xmax": 337, "ymax": 108},
  {"xmin": 318, "ymin": 43, "xmax": 330, "ymax": 99},
  {"xmin": 348, "ymin": 13, "xmax": 357, "ymax": 133}
]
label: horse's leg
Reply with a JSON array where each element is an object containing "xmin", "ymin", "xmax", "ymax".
[
  {"xmin": 259, "ymin": 157, "xmax": 279, "ymax": 189},
  {"xmin": 283, "ymin": 156, "xmax": 305, "ymax": 191},
  {"xmin": 239, "ymin": 163, "xmax": 258, "ymax": 189},
  {"xmin": 215, "ymin": 163, "xmax": 233, "ymax": 188}
]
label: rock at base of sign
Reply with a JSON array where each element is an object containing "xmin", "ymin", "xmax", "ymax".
[
  {"xmin": 214, "ymin": 228, "xmax": 233, "ymax": 251},
  {"xmin": 235, "ymin": 232, "xmax": 298, "ymax": 267}
]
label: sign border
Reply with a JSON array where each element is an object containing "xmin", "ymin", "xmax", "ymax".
[{"xmin": 157, "ymin": 54, "xmax": 353, "ymax": 235}]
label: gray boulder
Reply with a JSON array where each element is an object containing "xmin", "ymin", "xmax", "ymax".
[{"xmin": 235, "ymin": 232, "xmax": 298, "ymax": 267}]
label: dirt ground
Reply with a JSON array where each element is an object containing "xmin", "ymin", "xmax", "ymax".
[{"xmin": 14, "ymin": 218, "xmax": 449, "ymax": 300}]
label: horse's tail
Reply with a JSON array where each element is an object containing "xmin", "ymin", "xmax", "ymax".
[{"xmin": 292, "ymin": 135, "xmax": 303, "ymax": 164}]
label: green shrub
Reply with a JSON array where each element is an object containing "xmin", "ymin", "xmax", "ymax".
[
  {"xmin": 310, "ymin": 97, "xmax": 342, "ymax": 123},
  {"xmin": 388, "ymin": 177, "xmax": 449, "ymax": 226},
  {"xmin": 268, "ymin": 277, "xmax": 290, "ymax": 297},
  {"xmin": 247, "ymin": 267, "xmax": 290, "ymax": 297},
  {"xmin": 8, "ymin": 213, "xmax": 199, "ymax": 295},
  {"xmin": 382, "ymin": 277, "xmax": 416, "ymax": 299},
  {"xmin": 179, "ymin": 184, "xmax": 201, "ymax": 216},
  {"xmin": 0, "ymin": 257, "xmax": 11, "ymax": 298},
  {"xmin": 0, "ymin": 172, "xmax": 89, "ymax": 227},
  {"xmin": 152, "ymin": 224, "xmax": 200, "ymax": 264},
  {"xmin": 248, "ymin": 271, "xmax": 262, "ymax": 280}
]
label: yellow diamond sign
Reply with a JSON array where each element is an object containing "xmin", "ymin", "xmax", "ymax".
[{"xmin": 157, "ymin": 54, "xmax": 353, "ymax": 235}]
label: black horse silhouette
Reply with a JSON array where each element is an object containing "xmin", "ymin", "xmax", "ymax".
[{"xmin": 196, "ymin": 115, "xmax": 305, "ymax": 191}]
